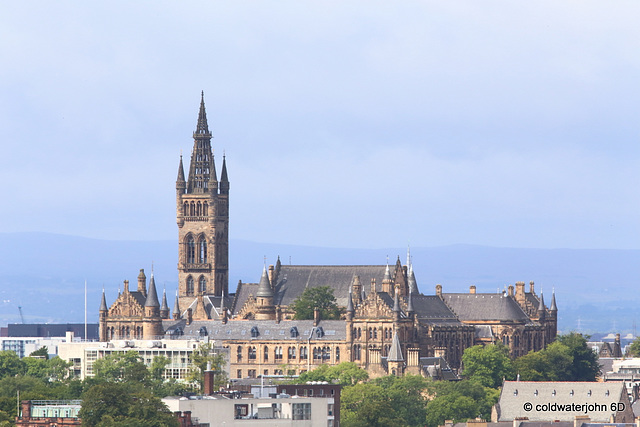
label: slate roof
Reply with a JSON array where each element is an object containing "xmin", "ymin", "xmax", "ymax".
[
  {"xmin": 128, "ymin": 291, "xmax": 147, "ymax": 307},
  {"xmin": 443, "ymin": 293, "xmax": 531, "ymax": 322},
  {"xmin": 271, "ymin": 265, "xmax": 389, "ymax": 308},
  {"xmin": 162, "ymin": 319, "xmax": 347, "ymax": 341},
  {"xmin": 496, "ymin": 381, "xmax": 629, "ymax": 422},
  {"xmin": 232, "ymin": 282, "xmax": 259, "ymax": 315},
  {"xmin": 411, "ymin": 295, "xmax": 461, "ymax": 325},
  {"xmin": 525, "ymin": 292, "xmax": 541, "ymax": 309}
]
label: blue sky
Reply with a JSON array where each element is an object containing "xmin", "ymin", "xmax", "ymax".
[{"xmin": 0, "ymin": 2, "xmax": 638, "ymax": 249}]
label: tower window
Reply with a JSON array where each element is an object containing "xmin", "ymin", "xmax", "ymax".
[
  {"xmin": 198, "ymin": 276, "xmax": 206, "ymax": 293},
  {"xmin": 199, "ymin": 236, "xmax": 207, "ymax": 263},
  {"xmin": 186, "ymin": 277, "xmax": 194, "ymax": 296},
  {"xmin": 186, "ymin": 236, "xmax": 195, "ymax": 264}
]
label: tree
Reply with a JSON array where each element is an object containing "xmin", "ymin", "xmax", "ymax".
[
  {"xmin": 341, "ymin": 383, "xmax": 396, "ymax": 427},
  {"xmin": 29, "ymin": 346, "xmax": 49, "ymax": 359},
  {"xmin": 297, "ymin": 362, "xmax": 368, "ymax": 386},
  {"xmin": 187, "ymin": 342, "xmax": 227, "ymax": 392},
  {"xmin": 92, "ymin": 351, "xmax": 149, "ymax": 384},
  {"xmin": 79, "ymin": 382, "xmax": 178, "ymax": 427},
  {"xmin": 290, "ymin": 286, "xmax": 342, "ymax": 320},
  {"xmin": 0, "ymin": 351, "xmax": 26, "ymax": 378},
  {"xmin": 557, "ymin": 332, "xmax": 600, "ymax": 381},
  {"xmin": 425, "ymin": 380, "xmax": 499, "ymax": 427},
  {"xmin": 461, "ymin": 343, "xmax": 514, "ymax": 388},
  {"xmin": 374, "ymin": 375, "xmax": 430, "ymax": 426},
  {"xmin": 628, "ymin": 337, "xmax": 640, "ymax": 357}
]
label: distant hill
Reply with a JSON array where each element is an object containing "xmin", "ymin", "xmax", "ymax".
[{"xmin": 0, "ymin": 232, "xmax": 637, "ymax": 334}]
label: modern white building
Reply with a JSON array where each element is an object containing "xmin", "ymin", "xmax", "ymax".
[
  {"xmin": 162, "ymin": 394, "xmax": 337, "ymax": 427},
  {"xmin": 57, "ymin": 338, "xmax": 229, "ymax": 381}
]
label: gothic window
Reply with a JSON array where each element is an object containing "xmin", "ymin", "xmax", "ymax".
[
  {"xmin": 358, "ymin": 328, "xmax": 361, "ymax": 339},
  {"xmin": 236, "ymin": 346, "xmax": 242, "ymax": 362},
  {"xmin": 336, "ymin": 347, "xmax": 340, "ymax": 362},
  {"xmin": 199, "ymin": 327, "xmax": 208, "ymax": 337},
  {"xmin": 315, "ymin": 327, "xmax": 324, "ymax": 338},
  {"xmin": 199, "ymin": 236, "xmax": 207, "ymax": 263},
  {"xmin": 186, "ymin": 236, "xmax": 195, "ymax": 263},
  {"xmin": 288, "ymin": 347, "xmax": 296, "ymax": 359},
  {"xmin": 248, "ymin": 346, "xmax": 256, "ymax": 360},
  {"xmin": 183, "ymin": 202, "xmax": 188, "ymax": 216},
  {"xmin": 353, "ymin": 344, "xmax": 361, "ymax": 361},
  {"xmin": 264, "ymin": 346, "xmax": 269, "ymax": 362},
  {"xmin": 198, "ymin": 276, "xmax": 206, "ymax": 293},
  {"xmin": 300, "ymin": 346, "xmax": 308, "ymax": 360},
  {"xmin": 190, "ymin": 202, "xmax": 195, "ymax": 216},
  {"xmin": 196, "ymin": 202, "xmax": 202, "ymax": 216},
  {"xmin": 373, "ymin": 328, "xmax": 378, "ymax": 339},
  {"xmin": 251, "ymin": 326, "xmax": 259, "ymax": 338},
  {"xmin": 186, "ymin": 276, "xmax": 194, "ymax": 296},
  {"xmin": 290, "ymin": 326, "xmax": 299, "ymax": 338},
  {"xmin": 369, "ymin": 328, "xmax": 373, "ymax": 339},
  {"xmin": 203, "ymin": 202, "xmax": 208, "ymax": 216},
  {"xmin": 275, "ymin": 346, "xmax": 283, "ymax": 360}
]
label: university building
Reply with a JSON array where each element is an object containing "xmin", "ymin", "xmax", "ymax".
[{"xmin": 99, "ymin": 94, "xmax": 558, "ymax": 378}]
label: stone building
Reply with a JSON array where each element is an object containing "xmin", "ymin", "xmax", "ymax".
[{"xmin": 99, "ymin": 94, "xmax": 558, "ymax": 378}]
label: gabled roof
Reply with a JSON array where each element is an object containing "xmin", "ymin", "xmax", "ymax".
[
  {"xmin": 442, "ymin": 293, "xmax": 530, "ymax": 322},
  {"xmin": 271, "ymin": 265, "xmax": 389, "ymax": 307}
]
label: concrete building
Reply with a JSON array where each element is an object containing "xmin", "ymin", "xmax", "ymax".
[{"xmin": 16, "ymin": 400, "xmax": 81, "ymax": 427}]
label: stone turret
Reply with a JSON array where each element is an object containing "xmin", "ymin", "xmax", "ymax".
[
  {"xmin": 255, "ymin": 266, "xmax": 275, "ymax": 320},
  {"xmin": 143, "ymin": 274, "xmax": 162, "ymax": 339},
  {"xmin": 137, "ymin": 269, "xmax": 147, "ymax": 297}
]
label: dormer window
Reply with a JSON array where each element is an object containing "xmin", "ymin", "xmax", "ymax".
[
  {"xmin": 251, "ymin": 326, "xmax": 259, "ymax": 338},
  {"xmin": 290, "ymin": 327, "xmax": 299, "ymax": 338},
  {"xmin": 315, "ymin": 327, "xmax": 324, "ymax": 338},
  {"xmin": 199, "ymin": 327, "xmax": 208, "ymax": 337}
]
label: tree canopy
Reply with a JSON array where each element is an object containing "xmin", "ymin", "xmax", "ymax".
[
  {"xmin": 461, "ymin": 343, "xmax": 514, "ymax": 388},
  {"xmin": 290, "ymin": 286, "xmax": 342, "ymax": 320}
]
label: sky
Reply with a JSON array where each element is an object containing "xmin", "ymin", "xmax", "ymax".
[{"xmin": 0, "ymin": 2, "xmax": 639, "ymax": 250}]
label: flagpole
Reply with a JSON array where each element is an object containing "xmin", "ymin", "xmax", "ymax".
[{"xmin": 84, "ymin": 279, "xmax": 87, "ymax": 341}]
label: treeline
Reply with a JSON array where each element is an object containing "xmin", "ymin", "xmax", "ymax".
[
  {"xmin": 290, "ymin": 332, "xmax": 599, "ymax": 427},
  {"xmin": 0, "ymin": 343, "xmax": 225, "ymax": 426}
]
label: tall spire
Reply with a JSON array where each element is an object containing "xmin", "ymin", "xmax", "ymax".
[
  {"xmin": 407, "ymin": 290, "xmax": 415, "ymax": 315},
  {"xmin": 177, "ymin": 155, "xmax": 186, "ymax": 185},
  {"xmin": 408, "ymin": 264, "xmax": 418, "ymax": 295},
  {"xmin": 393, "ymin": 288, "xmax": 401, "ymax": 313},
  {"xmin": 187, "ymin": 92, "xmax": 214, "ymax": 194},
  {"xmin": 346, "ymin": 287, "xmax": 354, "ymax": 314},
  {"xmin": 195, "ymin": 90, "xmax": 210, "ymax": 135},
  {"xmin": 160, "ymin": 288, "xmax": 169, "ymax": 312},
  {"xmin": 145, "ymin": 274, "xmax": 160, "ymax": 308},
  {"xmin": 537, "ymin": 293, "xmax": 546, "ymax": 320}
]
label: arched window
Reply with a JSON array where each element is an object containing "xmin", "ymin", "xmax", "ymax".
[
  {"xmin": 186, "ymin": 235, "xmax": 195, "ymax": 263},
  {"xmin": 183, "ymin": 202, "xmax": 188, "ymax": 216},
  {"xmin": 290, "ymin": 327, "xmax": 299, "ymax": 338},
  {"xmin": 300, "ymin": 346, "xmax": 308, "ymax": 360},
  {"xmin": 373, "ymin": 328, "xmax": 378, "ymax": 339},
  {"xmin": 275, "ymin": 346, "xmax": 283, "ymax": 360},
  {"xmin": 264, "ymin": 346, "xmax": 269, "ymax": 362},
  {"xmin": 251, "ymin": 326, "xmax": 259, "ymax": 338},
  {"xmin": 203, "ymin": 202, "xmax": 208, "ymax": 216},
  {"xmin": 288, "ymin": 347, "xmax": 296, "ymax": 359},
  {"xmin": 190, "ymin": 201, "xmax": 195, "ymax": 216},
  {"xmin": 369, "ymin": 328, "xmax": 373, "ymax": 339},
  {"xmin": 186, "ymin": 276, "xmax": 194, "ymax": 296},
  {"xmin": 198, "ymin": 276, "xmax": 206, "ymax": 293},
  {"xmin": 196, "ymin": 202, "xmax": 202, "ymax": 216},
  {"xmin": 336, "ymin": 347, "xmax": 340, "ymax": 362},
  {"xmin": 248, "ymin": 346, "xmax": 256, "ymax": 360},
  {"xmin": 237, "ymin": 346, "xmax": 243, "ymax": 361},
  {"xmin": 199, "ymin": 236, "xmax": 207, "ymax": 263}
]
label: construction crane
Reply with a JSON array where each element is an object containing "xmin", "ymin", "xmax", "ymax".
[{"xmin": 18, "ymin": 306, "xmax": 25, "ymax": 324}]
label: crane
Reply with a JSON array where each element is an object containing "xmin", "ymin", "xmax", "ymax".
[{"xmin": 18, "ymin": 306, "xmax": 25, "ymax": 324}]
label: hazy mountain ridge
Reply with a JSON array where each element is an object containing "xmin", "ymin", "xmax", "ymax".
[{"xmin": 0, "ymin": 232, "xmax": 637, "ymax": 334}]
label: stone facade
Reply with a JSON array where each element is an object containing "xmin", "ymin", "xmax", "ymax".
[{"xmin": 99, "ymin": 94, "xmax": 559, "ymax": 378}]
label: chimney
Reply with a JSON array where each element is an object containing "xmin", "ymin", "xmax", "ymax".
[
  {"xmin": 470, "ymin": 285, "xmax": 476, "ymax": 294},
  {"xmin": 187, "ymin": 308, "xmax": 193, "ymax": 325},
  {"xmin": 203, "ymin": 365, "xmax": 215, "ymax": 395},
  {"xmin": 529, "ymin": 281, "xmax": 535, "ymax": 295},
  {"xmin": 574, "ymin": 415, "xmax": 590, "ymax": 427},
  {"xmin": 515, "ymin": 282, "xmax": 525, "ymax": 304},
  {"xmin": 313, "ymin": 308, "xmax": 320, "ymax": 326},
  {"xmin": 371, "ymin": 278, "xmax": 376, "ymax": 294},
  {"xmin": 222, "ymin": 307, "xmax": 228, "ymax": 324},
  {"xmin": 268, "ymin": 264, "xmax": 275, "ymax": 286},
  {"xmin": 123, "ymin": 280, "xmax": 129, "ymax": 293},
  {"xmin": 436, "ymin": 284, "xmax": 442, "ymax": 297},
  {"xmin": 508, "ymin": 285, "xmax": 514, "ymax": 297},
  {"xmin": 275, "ymin": 306, "xmax": 281, "ymax": 324}
]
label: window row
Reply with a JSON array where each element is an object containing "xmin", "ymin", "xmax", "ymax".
[
  {"xmin": 185, "ymin": 275, "xmax": 207, "ymax": 296},
  {"xmin": 183, "ymin": 201, "xmax": 209, "ymax": 217},
  {"xmin": 185, "ymin": 235, "xmax": 208, "ymax": 264}
]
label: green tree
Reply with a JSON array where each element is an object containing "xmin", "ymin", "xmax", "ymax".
[
  {"xmin": 374, "ymin": 375, "xmax": 430, "ymax": 426},
  {"xmin": 628, "ymin": 337, "xmax": 640, "ymax": 357},
  {"xmin": 297, "ymin": 362, "xmax": 368, "ymax": 386},
  {"xmin": 0, "ymin": 351, "xmax": 26, "ymax": 378},
  {"xmin": 92, "ymin": 351, "xmax": 149, "ymax": 384},
  {"xmin": 290, "ymin": 286, "xmax": 341, "ymax": 320},
  {"xmin": 79, "ymin": 382, "xmax": 178, "ymax": 427},
  {"xmin": 425, "ymin": 380, "xmax": 499, "ymax": 427},
  {"xmin": 557, "ymin": 332, "xmax": 600, "ymax": 381},
  {"xmin": 29, "ymin": 346, "xmax": 49, "ymax": 359},
  {"xmin": 461, "ymin": 343, "xmax": 514, "ymax": 388},
  {"xmin": 341, "ymin": 383, "xmax": 396, "ymax": 427},
  {"xmin": 150, "ymin": 355, "xmax": 170, "ymax": 381},
  {"xmin": 187, "ymin": 342, "xmax": 227, "ymax": 392}
]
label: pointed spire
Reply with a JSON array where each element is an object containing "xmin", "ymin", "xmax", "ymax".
[
  {"xmin": 537, "ymin": 293, "xmax": 546, "ymax": 320},
  {"xmin": 383, "ymin": 259, "xmax": 391, "ymax": 283},
  {"xmin": 219, "ymin": 154, "xmax": 229, "ymax": 195},
  {"xmin": 177, "ymin": 155, "xmax": 186, "ymax": 183},
  {"xmin": 550, "ymin": 290, "xmax": 558, "ymax": 312},
  {"xmin": 100, "ymin": 288, "xmax": 108, "ymax": 312},
  {"xmin": 408, "ymin": 264, "xmax": 418, "ymax": 294},
  {"xmin": 160, "ymin": 288, "xmax": 169, "ymax": 312},
  {"xmin": 173, "ymin": 292, "xmax": 180, "ymax": 318},
  {"xmin": 195, "ymin": 91, "xmax": 210, "ymax": 135},
  {"xmin": 145, "ymin": 274, "xmax": 160, "ymax": 307},
  {"xmin": 346, "ymin": 287, "xmax": 354, "ymax": 313},
  {"xmin": 387, "ymin": 330, "xmax": 404, "ymax": 362},
  {"xmin": 256, "ymin": 265, "xmax": 273, "ymax": 298}
]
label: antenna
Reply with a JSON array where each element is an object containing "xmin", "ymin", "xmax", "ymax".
[{"xmin": 84, "ymin": 280, "xmax": 87, "ymax": 341}]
